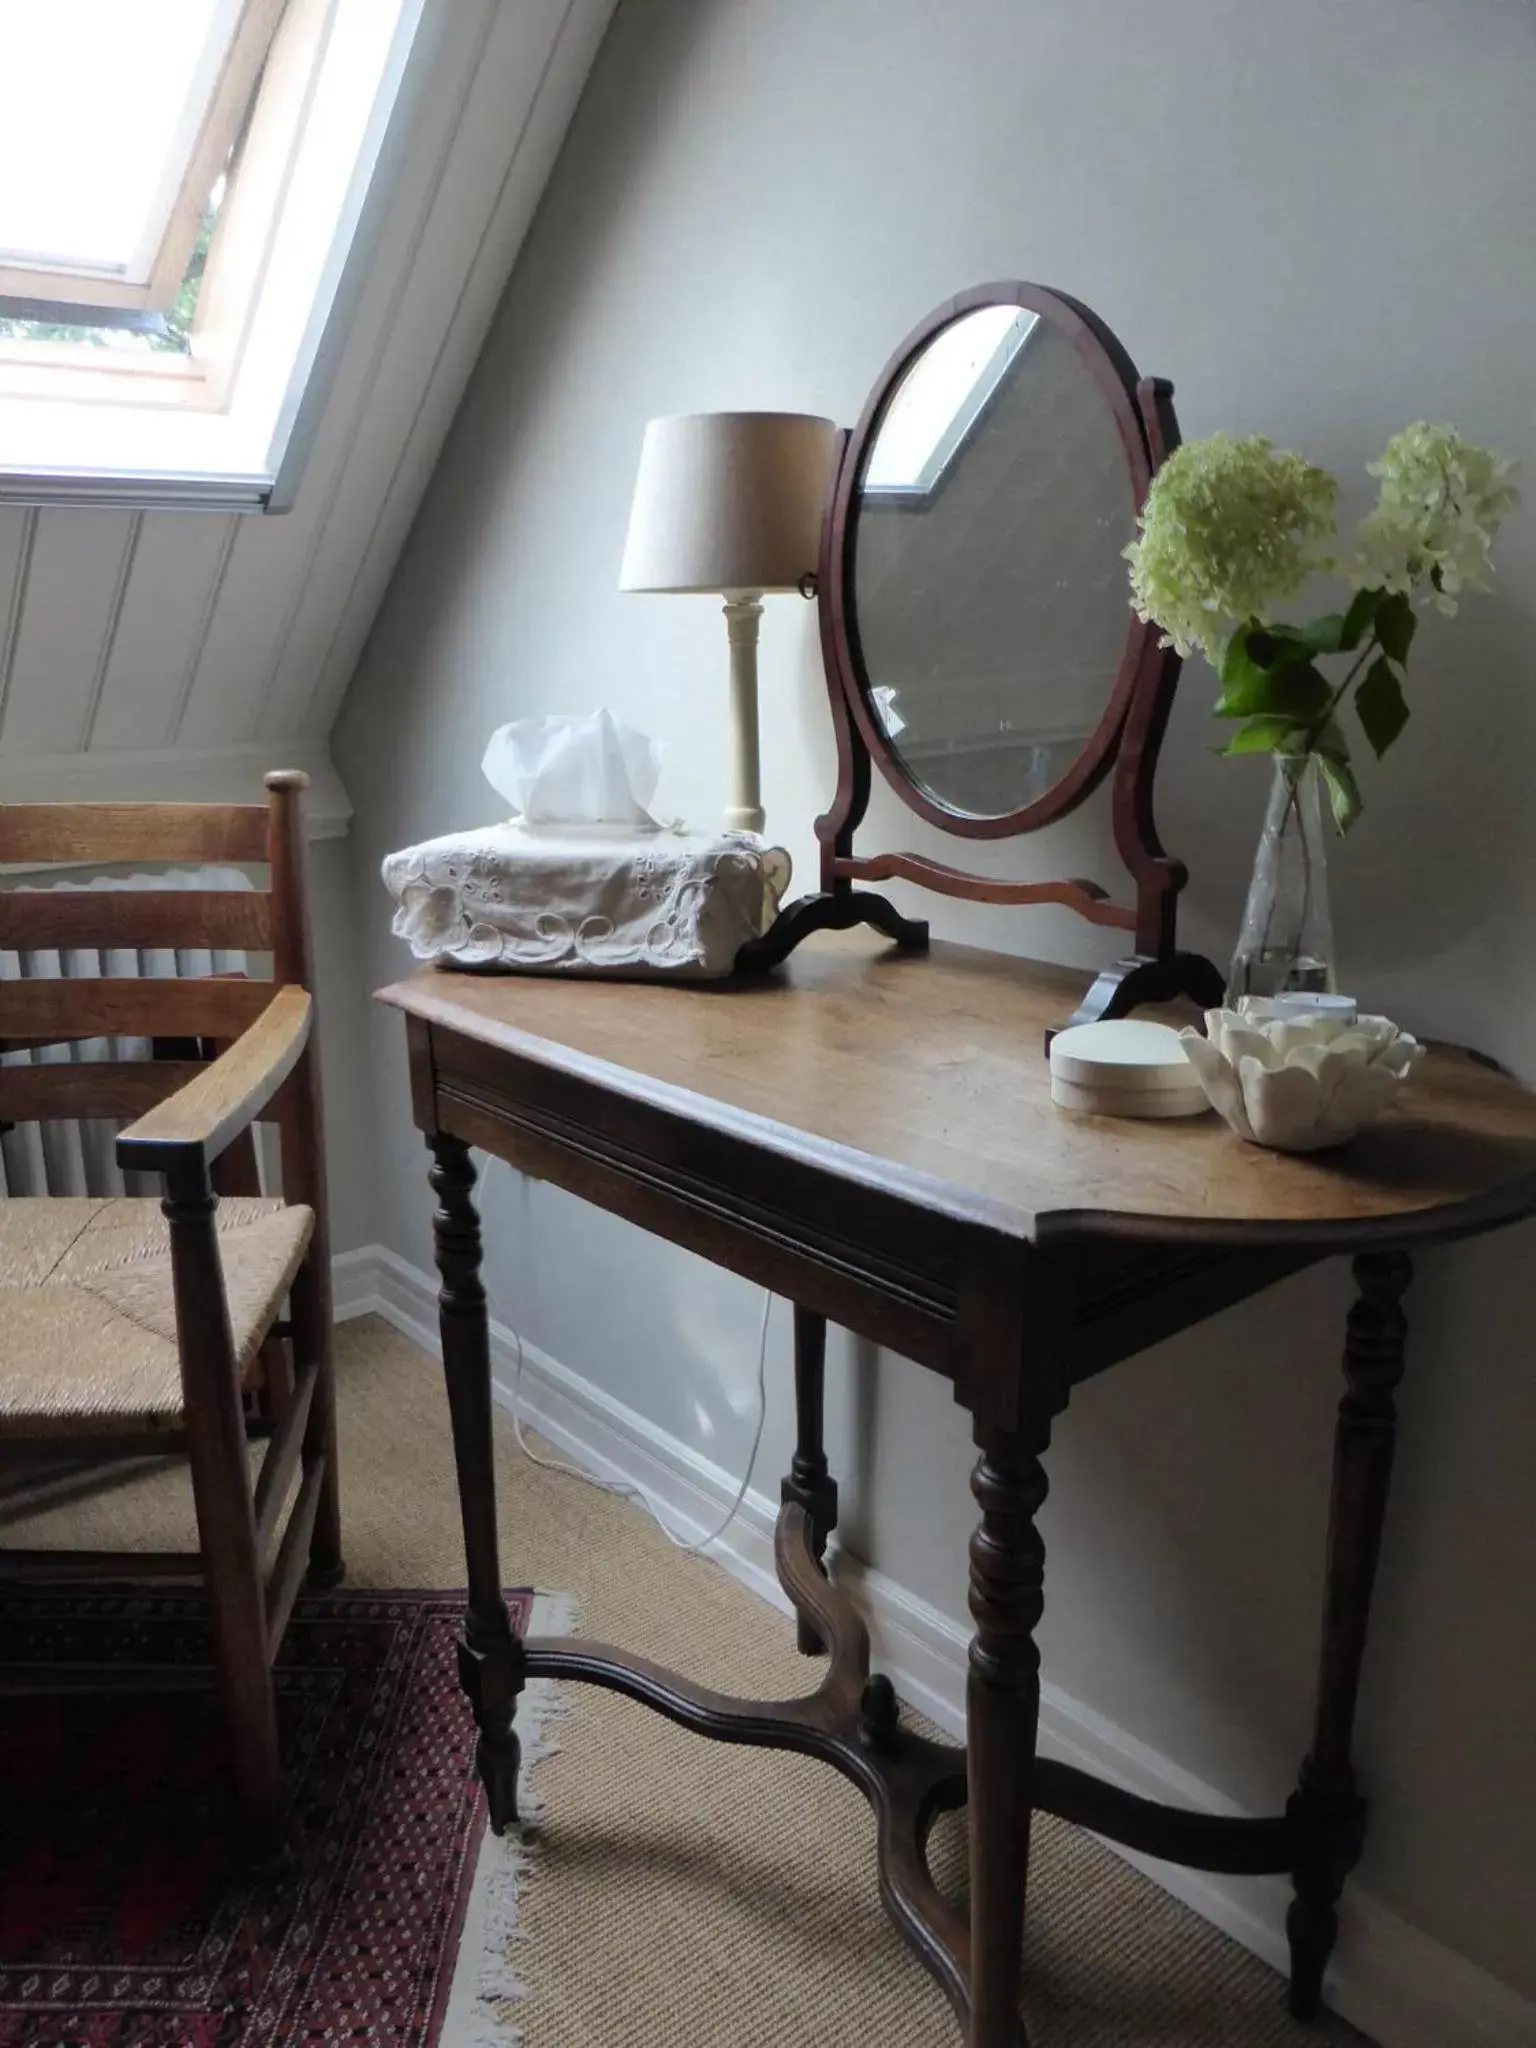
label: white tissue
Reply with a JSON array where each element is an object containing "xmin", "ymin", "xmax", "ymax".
[{"xmin": 481, "ymin": 709, "xmax": 663, "ymax": 831}]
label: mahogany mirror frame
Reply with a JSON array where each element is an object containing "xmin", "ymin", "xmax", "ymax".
[{"xmin": 737, "ymin": 281, "xmax": 1222, "ymax": 1029}]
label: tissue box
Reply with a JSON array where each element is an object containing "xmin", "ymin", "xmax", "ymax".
[{"xmin": 382, "ymin": 822, "xmax": 791, "ymax": 980}]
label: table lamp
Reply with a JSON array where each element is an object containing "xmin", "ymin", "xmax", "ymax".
[{"xmin": 619, "ymin": 410, "xmax": 837, "ymax": 836}]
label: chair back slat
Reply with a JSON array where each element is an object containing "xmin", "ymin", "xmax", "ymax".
[
  {"xmin": 0, "ymin": 1061, "xmax": 209, "ymax": 1122},
  {"xmin": 0, "ymin": 974, "xmax": 271, "ymax": 1048},
  {"xmin": 0, "ymin": 803, "xmax": 269, "ymax": 867},
  {"xmin": 0, "ymin": 780, "xmax": 313, "ymax": 1199},
  {"xmin": 0, "ymin": 888, "xmax": 274, "ymax": 953}
]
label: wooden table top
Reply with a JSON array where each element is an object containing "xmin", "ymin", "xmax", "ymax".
[{"xmin": 379, "ymin": 932, "xmax": 1536, "ymax": 1250}]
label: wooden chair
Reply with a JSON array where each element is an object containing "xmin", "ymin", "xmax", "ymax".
[{"xmin": 0, "ymin": 771, "xmax": 342, "ymax": 1845}]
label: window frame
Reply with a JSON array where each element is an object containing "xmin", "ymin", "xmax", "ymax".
[
  {"xmin": 0, "ymin": 0, "xmax": 428, "ymax": 512},
  {"xmin": 0, "ymin": 0, "xmax": 288, "ymax": 317}
]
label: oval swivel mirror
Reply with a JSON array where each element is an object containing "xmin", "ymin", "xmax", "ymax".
[
  {"xmin": 855, "ymin": 299, "xmax": 1135, "ymax": 824},
  {"xmin": 739, "ymin": 281, "xmax": 1221, "ymax": 1030}
]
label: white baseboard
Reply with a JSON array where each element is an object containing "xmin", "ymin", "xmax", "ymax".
[
  {"xmin": 333, "ymin": 1242, "xmax": 1536, "ymax": 2048},
  {"xmin": 331, "ymin": 1245, "xmax": 390, "ymax": 1322}
]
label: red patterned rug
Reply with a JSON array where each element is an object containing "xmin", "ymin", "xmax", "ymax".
[{"xmin": 0, "ymin": 1586, "xmax": 542, "ymax": 2045}]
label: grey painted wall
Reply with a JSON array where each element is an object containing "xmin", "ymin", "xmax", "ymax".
[{"xmin": 336, "ymin": 0, "xmax": 1536, "ymax": 2004}]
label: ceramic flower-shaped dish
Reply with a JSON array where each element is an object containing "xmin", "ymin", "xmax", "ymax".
[{"xmin": 1179, "ymin": 1008, "xmax": 1425, "ymax": 1152}]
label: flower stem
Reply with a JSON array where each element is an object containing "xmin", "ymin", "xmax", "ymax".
[
  {"xmin": 1301, "ymin": 634, "xmax": 1380, "ymax": 754},
  {"xmin": 1255, "ymin": 760, "xmax": 1312, "ymax": 976}
]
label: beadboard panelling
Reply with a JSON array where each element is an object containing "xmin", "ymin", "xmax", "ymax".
[
  {"xmin": 0, "ymin": 512, "xmax": 140, "ymax": 755},
  {"xmin": 0, "ymin": 0, "xmax": 615, "ymax": 809},
  {"xmin": 0, "ymin": 509, "xmax": 36, "ymax": 720},
  {"xmin": 87, "ymin": 514, "xmax": 240, "ymax": 750}
]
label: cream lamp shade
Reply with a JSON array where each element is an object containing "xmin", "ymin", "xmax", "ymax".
[
  {"xmin": 619, "ymin": 411, "xmax": 837, "ymax": 595},
  {"xmin": 619, "ymin": 411, "xmax": 836, "ymax": 838}
]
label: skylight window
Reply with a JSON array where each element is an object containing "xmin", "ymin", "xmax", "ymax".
[
  {"xmin": 0, "ymin": 0, "xmax": 425, "ymax": 510},
  {"xmin": 0, "ymin": 2, "xmax": 210, "ymax": 272},
  {"xmin": 0, "ymin": 1, "xmax": 277, "ymax": 315},
  {"xmin": 864, "ymin": 306, "xmax": 1038, "ymax": 497}
]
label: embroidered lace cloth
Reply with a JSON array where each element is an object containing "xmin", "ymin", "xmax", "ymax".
[{"xmin": 382, "ymin": 822, "xmax": 792, "ymax": 979}]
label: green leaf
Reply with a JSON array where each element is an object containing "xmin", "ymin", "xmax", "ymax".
[
  {"xmin": 1313, "ymin": 717, "xmax": 1351, "ymax": 761},
  {"xmin": 1213, "ymin": 658, "xmax": 1332, "ymax": 721},
  {"xmin": 1339, "ymin": 586, "xmax": 1380, "ymax": 651},
  {"xmin": 1239, "ymin": 627, "xmax": 1280, "ymax": 669},
  {"xmin": 1219, "ymin": 622, "xmax": 1269, "ymax": 687},
  {"xmin": 1375, "ymin": 590, "xmax": 1417, "ymax": 664},
  {"xmin": 1267, "ymin": 613, "xmax": 1349, "ymax": 657},
  {"xmin": 1259, "ymin": 591, "xmax": 1382, "ymax": 664},
  {"xmin": 1300, "ymin": 613, "xmax": 1348, "ymax": 654},
  {"xmin": 1222, "ymin": 620, "xmax": 1291, "ymax": 678},
  {"xmin": 1214, "ymin": 628, "xmax": 1274, "ymax": 715},
  {"xmin": 1355, "ymin": 655, "xmax": 1410, "ymax": 759},
  {"xmin": 1317, "ymin": 751, "xmax": 1363, "ymax": 835},
  {"xmin": 1219, "ymin": 715, "xmax": 1309, "ymax": 756}
]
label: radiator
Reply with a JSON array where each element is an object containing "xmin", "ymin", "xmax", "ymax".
[{"xmin": 0, "ymin": 865, "xmax": 255, "ymax": 1200}]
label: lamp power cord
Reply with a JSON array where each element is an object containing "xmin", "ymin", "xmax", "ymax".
[{"xmin": 477, "ymin": 1153, "xmax": 772, "ymax": 1557}]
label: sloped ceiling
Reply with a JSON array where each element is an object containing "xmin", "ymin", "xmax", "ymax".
[{"xmin": 0, "ymin": 0, "xmax": 616, "ymax": 836}]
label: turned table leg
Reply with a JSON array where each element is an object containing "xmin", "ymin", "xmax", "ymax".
[
  {"xmin": 968, "ymin": 1415, "xmax": 1052, "ymax": 2048},
  {"xmin": 781, "ymin": 1306, "xmax": 839, "ymax": 1656},
  {"xmin": 1287, "ymin": 1248, "xmax": 1412, "ymax": 2016},
  {"xmin": 429, "ymin": 1133, "xmax": 527, "ymax": 1834}
]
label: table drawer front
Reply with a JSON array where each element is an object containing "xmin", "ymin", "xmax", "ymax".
[{"xmin": 430, "ymin": 1026, "xmax": 996, "ymax": 1375}]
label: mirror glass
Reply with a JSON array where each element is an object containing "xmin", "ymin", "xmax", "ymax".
[{"xmin": 850, "ymin": 303, "xmax": 1137, "ymax": 820}]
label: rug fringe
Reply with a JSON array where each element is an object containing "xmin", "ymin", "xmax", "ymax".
[{"xmin": 446, "ymin": 1588, "xmax": 579, "ymax": 2044}]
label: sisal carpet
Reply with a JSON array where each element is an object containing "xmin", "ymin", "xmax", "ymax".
[{"xmin": 3, "ymin": 1316, "xmax": 1370, "ymax": 2048}]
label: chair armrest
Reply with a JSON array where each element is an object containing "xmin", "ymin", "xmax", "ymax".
[{"xmin": 117, "ymin": 985, "xmax": 313, "ymax": 1177}]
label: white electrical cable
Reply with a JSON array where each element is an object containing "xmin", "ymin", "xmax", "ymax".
[{"xmin": 478, "ymin": 1154, "xmax": 772, "ymax": 1556}]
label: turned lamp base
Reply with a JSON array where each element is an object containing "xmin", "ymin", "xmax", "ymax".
[{"xmin": 721, "ymin": 591, "xmax": 767, "ymax": 836}]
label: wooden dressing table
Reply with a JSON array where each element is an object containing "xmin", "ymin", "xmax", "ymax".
[{"xmin": 380, "ymin": 932, "xmax": 1536, "ymax": 2047}]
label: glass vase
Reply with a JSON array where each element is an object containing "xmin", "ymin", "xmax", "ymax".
[{"xmin": 1226, "ymin": 753, "xmax": 1336, "ymax": 1002}]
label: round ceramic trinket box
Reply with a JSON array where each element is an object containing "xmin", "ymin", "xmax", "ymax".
[{"xmin": 1049, "ymin": 1018, "xmax": 1209, "ymax": 1120}]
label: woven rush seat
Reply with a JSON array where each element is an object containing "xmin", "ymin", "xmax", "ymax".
[{"xmin": 0, "ymin": 1197, "xmax": 314, "ymax": 1437}]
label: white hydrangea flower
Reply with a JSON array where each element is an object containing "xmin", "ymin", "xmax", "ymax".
[
  {"xmin": 1349, "ymin": 423, "xmax": 1520, "ymax": 614},
  {"xmin": 1124, "ymin": 434, "xmax": 1338, "ymax": 659}
]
